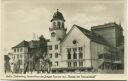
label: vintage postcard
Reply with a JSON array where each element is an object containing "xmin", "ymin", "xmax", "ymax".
[{"xmin": 0, "ymin": 0, "xmax": 127, "ymax": 80}]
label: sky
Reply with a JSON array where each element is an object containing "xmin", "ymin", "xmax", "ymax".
[{"xmin": 1, "ymin": 0, "xmax": 125, "ymax": 53}]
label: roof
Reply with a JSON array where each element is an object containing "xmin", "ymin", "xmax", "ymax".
[
  {"xmin": 75, "ymin": 25, "xmax": 111, "ymax": 46},
  {"xmin": 12, "ymin": 40, "xmax": 29, "ymax": 48},
  {"xmin": 91, "ymin": 22, "xmax": 122, "ymax": 30},
  {"xmin": 51, "ymin": 9, "xmax": 65, "ymax": 22},
  {"xmin": 12, "ymin": 38, "xmax": 48, "ymax": 49}
]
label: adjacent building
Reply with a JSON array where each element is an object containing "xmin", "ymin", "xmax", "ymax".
[{"xmin": 10, "ymin": 35, "xmax": 47, "ymax": 73}]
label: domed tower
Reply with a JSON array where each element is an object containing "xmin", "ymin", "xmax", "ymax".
[{"xmin": 49, "ymin": 9, "xmax": 67, "ymax": 41}]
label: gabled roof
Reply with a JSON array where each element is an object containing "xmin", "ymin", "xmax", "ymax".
[
  {"xmin": 75, "ymin": 25, "xmax": 111, "ymax": 46},
  {"xmin": 61, "ymin": 24, "xmax": 111, "ymax": 46},
  {"xmin": 12, "ymin": 40, "xmax": 29, "ymax": 48}
]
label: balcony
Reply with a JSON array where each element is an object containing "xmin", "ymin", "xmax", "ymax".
[
  {"xmin": 114, "ymin": 60, "xmax": 121, "ymax": 64},
  {"xmin": 98, "ymin": 53, "xmax": 121, "ymax": 64},
  {"xmin": 49, "ymin": 27, "xmax": 67, "ymax": 31},
  {"xmin": 66, "ymin": 59, "xmax": 85, "ymax": 62},
  {"xmin": 98, "ymin": 53, "xmax": 113, "ymax": 62}
]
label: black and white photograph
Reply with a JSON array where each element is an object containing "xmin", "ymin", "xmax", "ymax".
[{"xmin": 1, "ymin": 0, "xmax": 126, "ymax": 79}]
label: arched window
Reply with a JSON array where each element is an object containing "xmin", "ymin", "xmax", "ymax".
[
  {"xmin": 67, "ymin": 52, "xmax": 71, "ymax": 59},
  {"xmin": 58, "ymin": 22, "xmax": 61, "ymax": 28},
  {"xmin": 68, "ymin": 62, "xmax": 71, "ymax": 67},
  {"xmin": 79, "ymin": 62, "xmax": 83, "ymax": 66},
  {"xmin": 73, "ymin": 62, "xmax": 77, "ymax": 67},
  {"xmin": 62, "ymin": 22, "xmax": 64, "ymax": 27},
  {"xmin": 53, "ymin": 22, "xmax": 56, "ymax": 27},
  {"xmin": 73, "ymin": 52, "xmax": 77, "ymax": 59},
  {"xmin": 79, "ymin": 52, "xmax": 83, "ymax": 59},
  {"xmin": 55, "ymin": 53, "xmax": 58, "ymax": 58}
]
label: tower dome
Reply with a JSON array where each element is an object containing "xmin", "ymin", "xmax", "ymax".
[
  {"xmin": 49, "ymin": 9, "xmax": 67, "ymax": 41},
  {"xmin": 51, "ymin": 9, "xmax": 65, "ymax": 22}
]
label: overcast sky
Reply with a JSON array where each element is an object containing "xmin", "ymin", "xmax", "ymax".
[{"xmin": 1, "ymin": 0, "xmax": 125, "ymax": 52}]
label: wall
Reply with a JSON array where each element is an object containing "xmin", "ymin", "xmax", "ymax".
[
  {"xmin": 61, "ymin": 26, "xmax": 91, "ymax": 68},
  {"xmin": 90, "ymin": 41, "xmax": 108, "ymax": 69},
  {"xmin": 47, "ymin": 41, "xmax": 61, "ymax": 68},
  {"xmin": 12, "ymin": 47, "xmax": 29, "ymax": 73},
  {"xmin": 50, "ymin": 29, "xmax": 66, "ymax": 41},
  {"xmin": 91, "ymin": 27, "xmax": 116, "ymax": 47}
]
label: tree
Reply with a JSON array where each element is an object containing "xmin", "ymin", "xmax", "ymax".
[
  {"xmin": 4, "ymin": 55, "xmax": 11, "ymax": 73},
  {"xmin": 24, "ymin": 35, "xmax": 48, "ymax": 73}
]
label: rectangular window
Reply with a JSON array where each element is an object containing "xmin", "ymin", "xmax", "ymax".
[
  {"xmin": 55, "ymin": 53, "xmax": 58, "ymax": 58},
  {"xmin": 73, "ymin": 48, "xmax": 77, "ymax": 52},
  {"xmin": 49, "ymin": 45, "xmax": 52, "ymax": 50},
  {"xmin": 20, "ymin": 54, "xmax": 22, "ymax": 58},
  {"xmin": 17, "ymin": 55, "xmax": 19, "ymax": 59},
  {"xmin": 67, "ymin": 52, "xmax": 71, "ymax": 59},
  {"xmin": 98, "ymin": 54, "xmax": 104, "ymax": 59},
  {"xmin": 20, "ymin": 60, "xmax": 22, "ymax": 65},
  {"xmin": 50, "ymin": 62, "xmax": 52, "ymax": 66},
  {"xmin": 14, "ymin": 49, "xmax": 16, "ymax": 52},
  {"xmin": 55, "ymin": 61, "xmax": 58, "ymax": 66},
  {"xmin": 67, "ymin": 48, "xmax": 71, "ymax": 52},
  {"xmin": 74, "ymin": 62, "xmax": 77, "ymax": 67},
  {"xmin": 17, "ymin": 48, "xmax": 19, "ymax": 52},
  {"xmin": 55, "ymin": 45, "xmax": 58, "ymax": 50},
  {"xmin": 20, "ymin": 48, "xmax": 23, "ymax": 52},
  {"xmin": 78, "ymin": 47, "xmax": 83, "ymax": 51},
  {"xmin": 79, "ymin": 62, "xmax": 83, "ymax": 67},
  {"xmin": 49, "ymin": 54, "xmax": 52, "ymax": 58},
  {"xmin": 68, "ymin": 62, "xmax": 71, "ymax": 67},
  {"xmin": 73, "ymin": 52, "xmax": 77, "ymax": 59},
  {"xmin": 79, "ymin": 52, "xmax": 83, "ymax": 59}
]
